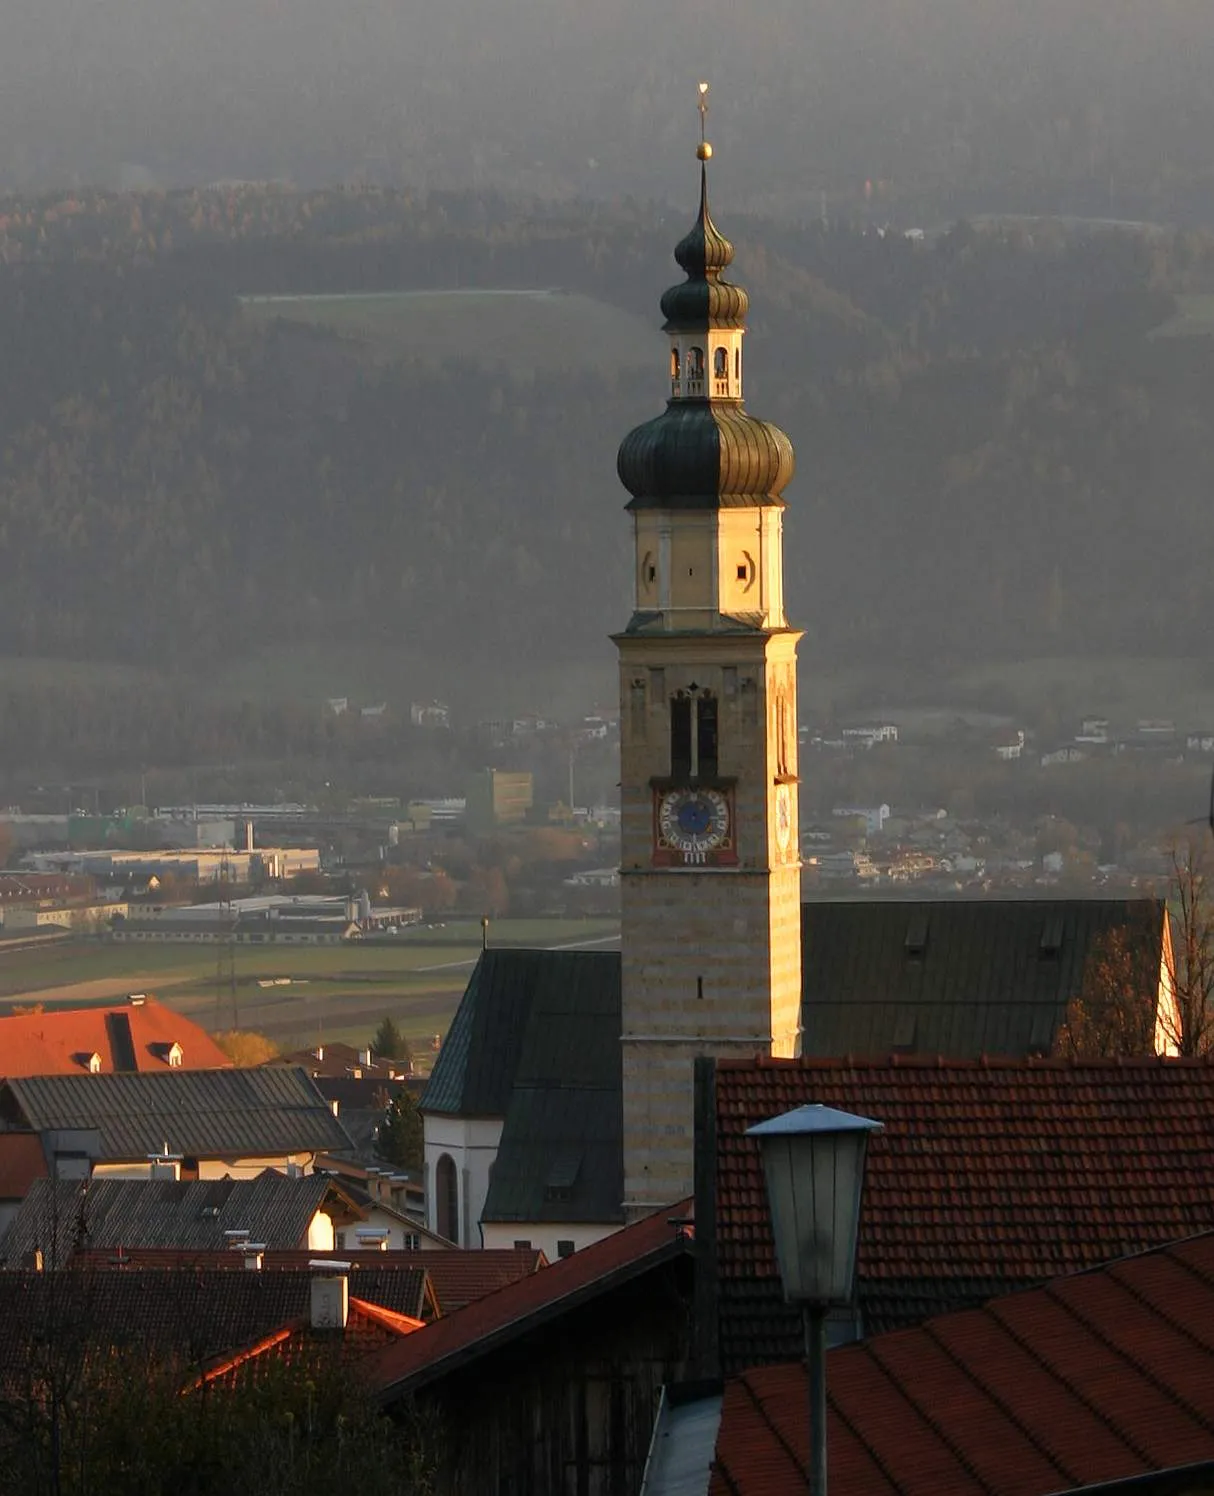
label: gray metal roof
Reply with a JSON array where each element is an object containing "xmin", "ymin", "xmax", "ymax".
[
  {"xmin": 422, "ymin": 948, "xmax": 621, "ymax": 1118},
  {"xmin": 800, "ymin": 898, "xmax": 1168, "ymax": 1058},
  {"xmin": 0, "ymin": 1066, "xmax": 352, "ymax": 1161},
  {"xmin": 640, "ymin": 1389, "xmax": 723, "ymax": 1496},
  {"xmin": 1, "ymin": 1171, "xmax": 339, "ymax": 1267},
  {"xmin": 482, "ymin": 951, "xmax": 623, "ymax": 1225},
  {"xmin": 423, "ymin": 948, "xmax": 624, "ymax": 1225}
]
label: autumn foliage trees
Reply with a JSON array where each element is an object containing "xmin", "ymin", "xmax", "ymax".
[{"xmin": 1056, "ymin": 840, "xmax": 1214, "ymax": 1059}]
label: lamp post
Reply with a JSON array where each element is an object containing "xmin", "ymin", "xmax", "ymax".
[{"xmin": 746, "ymin": 1105, "xmax": 883, "ymax": 1496}]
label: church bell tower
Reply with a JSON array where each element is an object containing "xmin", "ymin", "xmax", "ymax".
[{"xmin": 615, "ymin": 89, "xmax": 802, "ymax": 1217}]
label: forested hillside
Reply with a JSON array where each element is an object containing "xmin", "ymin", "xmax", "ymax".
[{"xmin": 1, "ymin": 185, "xmax": 1213, "ymax": 684}]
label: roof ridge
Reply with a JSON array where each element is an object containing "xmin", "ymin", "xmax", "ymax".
[{"xmin": 740, "ymin": 1054, "xmax": 1214, "ymax": 1072}]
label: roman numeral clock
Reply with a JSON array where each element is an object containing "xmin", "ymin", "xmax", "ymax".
[{"xmin": 652, "ymin": 781, "xmax": 737, "ymax": 866}]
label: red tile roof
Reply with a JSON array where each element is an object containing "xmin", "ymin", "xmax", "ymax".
[
  {"xmin": 0, "ymin": 1266, "xmax": 432, "ymax": 1384},
  {"xmin": 368, "ymin": 1201, "xmax": 694, "ymax": 1398},
  {"xmin": 76, "ymin": 1246, "xmax": 546, "ymax": 1313},
  {"xmin": 712, "ymin": 1055, "xmax": 1214, "ymax": 1365},
  {"xmin": 0, "ymin": 996, "xmax": 231, "ymax": 1076},
  {"xmin": 0, "ymin": 1132, "xmax": 47, "ymax": 1201},
  {"xmin": 710, "ymin": 1231, "xmax": 1214, "ymax": 1496}
]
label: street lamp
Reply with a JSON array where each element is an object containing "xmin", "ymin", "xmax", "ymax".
[{"xmin": 746, "ymin": 1104, "xmax": 883, "ymax": 1496}]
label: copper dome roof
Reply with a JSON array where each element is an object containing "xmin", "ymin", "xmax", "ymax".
[{"xmin": 617, "ymin": 401, "xmax": 794, "ymax": 511}]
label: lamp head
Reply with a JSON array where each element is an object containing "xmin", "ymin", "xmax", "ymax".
[{"xmin": 747, "ymin": 1105, "xmax": 883, "ymax": 1307}]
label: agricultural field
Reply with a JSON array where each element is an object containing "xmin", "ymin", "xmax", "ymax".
[
  {"xmin": 0, "ymin": 918, "xmax": 620, "ymax": 1065},
  {"xmin": 239, "ymin": 289, "xmax": 661, "ymax": 375}
]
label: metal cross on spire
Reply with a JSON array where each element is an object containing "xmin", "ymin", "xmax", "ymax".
[{"xmin": 697, "ymin": 81, "xmax": 713, "ymax": 161}]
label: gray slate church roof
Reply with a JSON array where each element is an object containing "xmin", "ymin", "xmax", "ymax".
[
  {"xmin": 800, "ymin": 897, "xmax": 1168, "ymax": 1058},
  {"xmin": 423, "ymin": 949, "xmax": 623, "ymax": 1225}
]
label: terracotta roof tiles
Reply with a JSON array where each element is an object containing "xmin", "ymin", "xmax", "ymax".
[
  {"xmin": 73, "ymin": 1245, "xmax": 545, "ymax": 1315},
  {"xmin": 0, "ymin": 1265, "xmax": 431, "ymax": 1384},
  {"xmin": 710, "ymin": 1232, "xmax": 1214, "ymax": 1496},
  {"xmin": 710, "ymin": 1055, "xmax": 1214, "ymax": 1370},
  {"xmin": 0, "ymin": 996, "xmax": 231, "ymax": 1076}
]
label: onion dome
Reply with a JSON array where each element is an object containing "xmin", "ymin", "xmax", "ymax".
[
  {"xmin": 618, "ymin": 402, "xmax": 793, "ymax": 511},
  {"xmin": 617, "ymin": 152, "xmax": 794, "ymax": 511},
  {"xmin": 660, "ymin": 166, "xmax": 750, "ymax": 331}
]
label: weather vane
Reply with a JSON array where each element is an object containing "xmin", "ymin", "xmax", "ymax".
[{"xmin": 697, "ymin": 81, "xmax": 713, "ymax": 161}]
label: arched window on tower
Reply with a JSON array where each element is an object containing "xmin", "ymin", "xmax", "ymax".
[
  {"xmin": 713, "ymin": 346, "xmax": 729, "ymax": 396},
  {"xmin": 436, "ymin": 1153, "xmax": 459, "ymax": 1243},
  {"xmin": 688, "ymin": 347, "xmax": 705, "ymax": 395},
  {"xmin": 671, "ymin": 693, "xmax": 693, "ymax": 779},
  {"xmin": 671, "ymin": 690, "xmax": 718, "ymax": 779},
  {"xmin": 697, "ymin": 693, "xmax": 719, "ymax": 776},
  {"xmin": 670, "ymin": 347, "xmax": 680, "ymax": 392}
]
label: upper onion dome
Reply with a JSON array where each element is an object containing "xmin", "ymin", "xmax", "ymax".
[{"xmin": 660, "ymin": 166, "xmax": 750, "ymax": 331}]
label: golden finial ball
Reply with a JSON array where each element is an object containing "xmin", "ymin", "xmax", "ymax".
[{"xmin": 697, "ymin": 141, "xmax": 713, "ymax": 161}]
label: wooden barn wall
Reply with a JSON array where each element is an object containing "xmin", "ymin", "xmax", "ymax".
[{"xmin": 422, "ymin": 1258, "xmax": 694, "ymax": 1496}]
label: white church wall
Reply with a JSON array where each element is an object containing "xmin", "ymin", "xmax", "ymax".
[
  {"xmin": 423, "ymin": 1114, "xmax": 503, "ymax": 1247},
  {"xmin": 481, "ymin": 1220, "xmax": 621, "ymax": 1260}
]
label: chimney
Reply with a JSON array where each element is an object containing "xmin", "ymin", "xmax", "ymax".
[
  {"xmin": 358, "ymin": 1047, "xmax": 373, "ymax": 1067},
  {"xmin": 243, "ymin": 1244, "xmax": 266, "ymax": 1270},
  {"xmin": 128, "ymin": 993, "xmax": 147, "ymax": 1007},
  {"xmin": 309, "ymin": 1260, "xmax": 351, "ymax": 1330},
  {"xmin": 22, "ymin": 1248, "xmax": 44, "ymax": 1272},
  {"xmin": 223, "ymin": 1229, "xmax": 251, "ymax": 1251},
  {"xmin": 314, "ymin": 1045, "xmax": 324, "ymax": 1062},
  {"xmin": 245, "ymin": 820, "xmax": 254, "ymax": 853},
  {"xmin": 330, "ymin": 1099, "xmax": 340, "ymax": 1118},
  {"xmin": 148, "ymin": 1150, "xmax": 182, "ymax": 1181},
  {"xmin": 284, "ymin": 1161, "xmax": 303, "ymax": 1180}
]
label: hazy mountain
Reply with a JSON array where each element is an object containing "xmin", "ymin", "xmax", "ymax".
[{"xmin": 6, "ymin": 1, "xmax": 1214, "ymax": 222}]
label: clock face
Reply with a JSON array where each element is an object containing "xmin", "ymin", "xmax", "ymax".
[{"xmin": 655, "ymin": 787, "xmax": 733, "ymax": 865}]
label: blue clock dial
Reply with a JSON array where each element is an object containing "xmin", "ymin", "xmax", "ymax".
[
  {"xmin": 656, "ymin": 788, "xmax": 731, "ymax": 858},
  {"xmin": 677, "ymin": 798, "xmax": 713, "ymax": 836}
]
